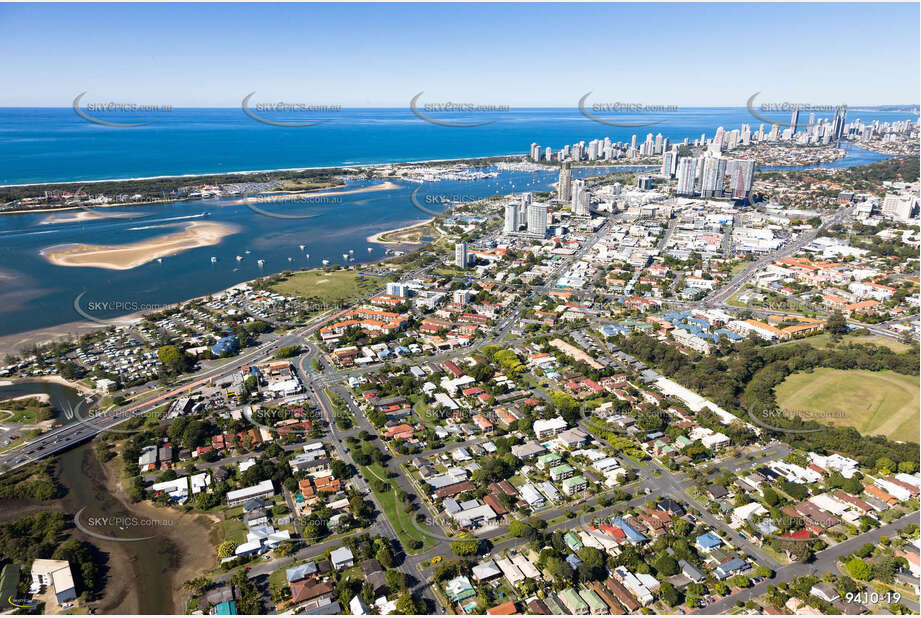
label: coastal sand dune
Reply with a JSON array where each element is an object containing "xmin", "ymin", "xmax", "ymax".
[
  {"xmin": 230, "ymin": 180, "xmax": 401, "ymax": 204},
  {"xmin": 42, "ymin": 221, "xmax": 240, "ymax": 270}
]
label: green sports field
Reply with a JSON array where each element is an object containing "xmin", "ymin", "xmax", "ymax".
[
  {"xmin": 775, "ymin": 368, "xmax": 919, "ymax": 441},
  {"xmin": 268, "ymin": 268, "xmax": 387, "ymax": 305}
]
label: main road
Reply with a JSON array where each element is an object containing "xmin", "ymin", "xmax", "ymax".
[{"xmin": 0, "ymin": 307, "xmax": 350, "ymax": 473}]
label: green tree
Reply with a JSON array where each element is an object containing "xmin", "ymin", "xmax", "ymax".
[
  {"xmin": 395, "ymin": 592, "xmax": 422, "ymax": 614},
  {"xmin": 826, "ymin": 311, "xmax": 848, "ymax": 335},
  {"xmin": 508, "ymin": 519, "xmax": 536, "ymax": 539},
  {"xmin": 376, "ymin": 546, "xmax": 395, "ymax": 569},
  {"xmin": 762, "ymin": 487, "xmax": 780, "ymax": 506},
  {"xmin": 653, "ymin": 555, "xmax": 679, "ymax": 577},
  {"xmin": 876, "ymin": 457, "xmax": 896, "ymax": 475},
  {"xmin": 217, "ymin": 541, "xmax": 237, "ymax": 558},
  {"xmin": 846, "ymin": 557, "xmax": 872, "ymax": 581},
  {"xmin": 450, "ymin": 534, "xmax": 479, "ymax": 556},
  {"xmin": 157, "ymin": 344, "xmax": 188, "ymax": 372},
  {"xmin": 659, "ymin": 582, "xmax": 682, "ymax": 607}
]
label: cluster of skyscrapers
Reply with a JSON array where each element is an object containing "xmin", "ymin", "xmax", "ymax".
[
  {"xmin": 530, "ymin": 133, "xmax": 676, "ymax": 163},
  {"xmin": 526, "ymin": 106, "xmax": 887, "ymax": 170},
  {"xmin": 672, "ymin": 152, "xmax": 756, "ymax": 200},
  {"xmin": 503, "ymin": 191, "xmax": 548, "ymax": 238}
]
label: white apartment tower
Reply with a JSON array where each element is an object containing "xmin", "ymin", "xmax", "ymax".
[
  {"xmin": 571, "ymin": 179, "xmax": 589, "ymax": 216},
  {"xmin": 454, "ymin": 242, "xmax": 468, "ymax": 268},
  {"xmin": 676, "ymin": 157, "xmax": 698, "ymax": 196},
  {"xmin": 700, "ymin": 156, "xmax": 727, "ymax": 198},
  {"xmin": 558, "ymin": 161, "xmax": 572, "ymax": 202},
  {"xmin": 526, "ymin": 203, "xmax": 548, "ymax": 237},
  {"xmin": 503, "ymin": 202, "xmax": 518, "ymax": 234}
]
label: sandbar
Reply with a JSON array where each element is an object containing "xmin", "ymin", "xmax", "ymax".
[
  {"xmin": 40, "ymin": 210, "xmax": 107, "ymax": 225},
  {"xmin": 42, "ymin": 221, "xmax": 239, "ymax": 271}
]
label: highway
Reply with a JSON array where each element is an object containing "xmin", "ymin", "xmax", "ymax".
[{"xmin": 0, "ymin": 307, "xmax": 348, "ymax": 473}]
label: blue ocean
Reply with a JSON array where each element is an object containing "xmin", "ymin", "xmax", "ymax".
[
  {"xmin": 0, "ymin": 107, "xmax": 914, "ymax": 185},
  {"xmin": 0, "ymin": 107, "xmax": 914, "ymax": 337}
]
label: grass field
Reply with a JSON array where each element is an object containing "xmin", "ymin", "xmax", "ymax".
[
  {"xmin": 268, "ymin": 268, "xmax": 388, "ymax": 305},
  {"xmin": 780, "ymin": 332, "xmax": 914, "ymax": 353},
  {"xmin": 221, "ymin": 518, "xmax": 247, "ymax": 544},
  {"xmin": 360, "ymin": 463, "xmax": 438, "ymax": 554},
  {"xmin": 775, "ymin": 368, "xmax": 920, "ymax": 440}
]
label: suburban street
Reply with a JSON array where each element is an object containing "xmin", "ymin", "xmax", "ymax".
[{"xmin": 697, "ymin": 511, "xmax": 921, "ymax": 615}]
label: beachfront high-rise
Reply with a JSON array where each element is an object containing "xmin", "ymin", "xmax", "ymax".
[
  {"xmin": 661, "ymin": 149, "xmax": 677, "ymax": 179},
  {"xmin": 833, "ymin": 107, "xmax": 847, "ymax": 141},
  {"xmin": 526, "ymin": 203, "xmax": 548, "ymax": 237},
  {"xmin": 530, "ymin": 143, "xmax": 541, "ymax": 161},
  {"xmin": 454, "ymin": 242, "xmax": 468, "ymax": 268},
  {"xmin": 709, "ymin": 127, "xmax": 725, "ymax": 155},
  {"xmin": 790, "ymin": 105, "xmax": 800, "ymax": 133}
]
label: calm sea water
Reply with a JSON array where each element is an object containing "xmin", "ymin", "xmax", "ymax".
[
  {"xmin": 0, "ymin": 106, "xmax": 910, "ymax": 337},
  {"xmin": 0, "ymin": 107, "xmax": 914, "ymax": 185},
  {"xmin": 0, "ymin": 167, "xmax": 634, "ymax": 336}
]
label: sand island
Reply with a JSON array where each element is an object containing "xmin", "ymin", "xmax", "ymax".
[{"xmin": 42, "ymin": 221, "xmax": 239, "ymax": 270}]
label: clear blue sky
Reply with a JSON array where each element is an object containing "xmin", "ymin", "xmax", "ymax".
[{"xmin": 1, "ymin": 2, "xmax": 917, "ymax": 107}]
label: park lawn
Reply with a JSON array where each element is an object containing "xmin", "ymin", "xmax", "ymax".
[
  {"xmin": 0, "ymin": 397, "xmax": 53, "ymax": 424},
  {"xmin": 848, "ymin": 335, "xmax": 914, "ymax": 352},
  {"xmin": 268, "ymin": 268, "xmax": 388, "ymax": 305},
  {"xmin": 775, "ymin": 368, "xmax": 920, "ymax": 441},
  {"xmin": 0, "ymin": 408, "xmax": 36, "ymax": 424},
  {"xmin": 360, "ymin": 463, "xmax": 438, "ymax": 554},
  {"xmin": 781, "ymin": 332, "xmax": 914, "ymax": 353}
]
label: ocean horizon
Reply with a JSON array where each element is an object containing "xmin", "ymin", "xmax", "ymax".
[
  {"xmin": 1, "ymin": 107, "xmax": 916, "ymax": 185},
  {"xmin": 0, "ymin": 103, "xmax": 913, "ymax": 337}
]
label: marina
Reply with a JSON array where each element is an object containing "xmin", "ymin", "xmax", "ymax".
[{"xmin": 0, "ymin": 145, "xmax": 894, "ymax": 336}]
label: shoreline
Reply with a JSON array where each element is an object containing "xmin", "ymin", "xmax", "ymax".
[
  {"xmin": 0, "ymin": 142, "xmax": 898, "ymax": 216},
  {"xmin": 18, "ymin": 374, "xmax": 96, "ymax": 395},
  {"xmin": 367, "ymin": 217, "xmax": 436, "ymax": 244},
  {"xmin": 6, "ymin": 180, "xmax": 350, "ymax": 217},
  {"xmin": 98, "ymin": 454, "xmax": 219, "ymax": 614},
  {"xmin": 42, "ymin": 221, "xmax": 241, "ymax": 270},
  {"xmin": 0, "ymin": 153, "xmax": 522, "ymax": 189},
  {"xmin": 0, "ymin": 392, "xmax": 51, "ymax": 404},
  {"xmin": 0, "ymin": 241, "xmax": 425, "ymax": 356},
  {"xmin": 230, "ymin": 180, "xmax": 402, "ymax": 204}
]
